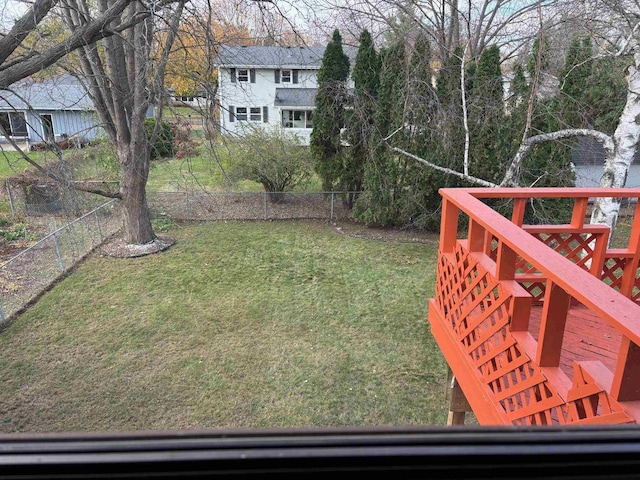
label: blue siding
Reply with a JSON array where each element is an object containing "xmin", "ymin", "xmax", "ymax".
[{"xmin": 1, "ymin": 109, "xmax": 102, "ymax": 144}]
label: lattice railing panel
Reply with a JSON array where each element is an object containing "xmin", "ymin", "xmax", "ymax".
[
  {"xmin": 515, "ymin": 232, "xmax": 600, "ymax": 276},
  {"xmin": 434, "ymin": 240, "xmax": 635, "ymax": 426},
  {"xmin": 521, "ymin": 282, "xmax": 546, "ymax": 303},
  {"xmin": 601, "ymin": 257, "xmax": 626, "ymax": 292},
  {"xmin": 634, "ymin": 268, "xmax": 640, "ymax": 303}
]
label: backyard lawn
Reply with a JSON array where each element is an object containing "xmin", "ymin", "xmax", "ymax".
[{"xmin": 0, "ymin": 221, "xmax": 447, "ymax": 432}]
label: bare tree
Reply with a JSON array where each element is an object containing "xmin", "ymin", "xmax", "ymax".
[{"xmin": 54, "ymin": 0, "xmax": 186, "ymax": 249}]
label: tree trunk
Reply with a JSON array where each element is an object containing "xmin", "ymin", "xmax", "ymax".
[
  {"xmin": 590, "ymin": 64, "xmax": 640, "ymax": 230},
  {"xmin": 119, "ymin": 138, "xmax": 155, "ymax": 245}
]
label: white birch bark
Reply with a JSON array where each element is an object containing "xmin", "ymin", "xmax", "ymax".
[{"xmin": 590, "ymin": 61, "xmax": 640, "ymax": 230}]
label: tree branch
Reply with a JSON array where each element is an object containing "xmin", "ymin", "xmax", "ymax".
[
  {"xmin": 72, "ymin": 181, "xmax": 122, "ymax": 199},
  {"xmin": 500, "ymin": 129, "xmax": 614, "ymax": 187},
  {"xmin": 0, "ymin": 0, "xmax": 57, "ymax": 66},
  {"xmin": 0, "ymin": 0, "xmax": 136, "ymax": 89},
  {"xmin": 388, "ymin": 144, "xmax": 498, "ymax": 188}
]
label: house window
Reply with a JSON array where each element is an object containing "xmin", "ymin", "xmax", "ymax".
[
  {"xmin": 250, "ymin": 107, "xmax": 261, "ymax": 122},
  {"xmin": 238, "ymin": 69, "xmax": 249, "ymax": 82},
  {"xmin": 0, "ymin": 112, "xmax": 28, "ymax": 137},
  {"xmin": 281, "ymin": 70, "xmax": 292, "ymax": 83},
  {"xmin": 236, "ymin": 107, "xmax": 248, "ymax": 121},
  {"xmin": 281, "ymin": 110, "xmax": 313, "ymax": 129}
]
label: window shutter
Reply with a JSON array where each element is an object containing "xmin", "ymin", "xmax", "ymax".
[
  {"xmin": 293, "ymin": 70, "xmax": 299, "ymax": 84},
  {"xmin": 229, "ymin": 106, "xmax": 235, "ymax": 123},
  {"xmin": 263, "ymin": 106, "xmax": 269, "ymax": 123},
  {"xmin": 250, "ymin": 69, "xmax": 256, "ymax": 83},
  {"xmin": 274, "ymin": 70, "xmax": 280, "ymax": 83},
  {"xmin": 230, "ymin": 68, "xmax": 236, "ymax": 83}
]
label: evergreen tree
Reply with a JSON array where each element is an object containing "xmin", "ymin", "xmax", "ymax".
[
  {"xmin": 354, "ymin": 40, "xmax": 407, "ymax": 226},
  {"xmin": 310, "ymin": 29, "xmax": 350, "ymax": 191},
  {"xmin": 509, "ymin": 64, "xmax": 528, "ymax": 110},
  {"xmin": 468, "ymin": 44, "xmax": 506, "ymax": 183},
  {"xmin": 560, "ymin": 36, "xmax": 593, "ymax": 126},
  {"xmin": 402, "ymin": 33, "xmax": 442, "ymax": 228},
  {"xmin": 342, "ymin": 29, "xmax": 380, "ymax": 208},
  {"xmin": 519, "ymin": 37, "xmax": 578, "ymax": 223}
]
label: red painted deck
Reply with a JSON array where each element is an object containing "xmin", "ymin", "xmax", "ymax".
[
  {"xmin": 529, "ymin": 305, "xmax": 621, "ymax": 377},
  {"xmin": 429, "ymin": 188, "xmax": 640, "ymax": 426}
]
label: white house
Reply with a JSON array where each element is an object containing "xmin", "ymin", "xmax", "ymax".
[{"xmin": 214, "ymin": 45, "xmax": 354, "ymax": 145}]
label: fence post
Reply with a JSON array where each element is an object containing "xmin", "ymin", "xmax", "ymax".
[
  {"xmin": 95, "ymin": 211, "xmax": 103, "ymax": 242},
  {"xmin": 52, "ymin": 233, "xmax": 65, "ymax": 272},
  {"xmin": 185, "ymin": 191, "xmax": 190, "ymax": 220},
  {"xmin": 5, "ymin": 181, "xmax": 15, "ymax": 216},
  {"xmin": 264, "ymin": 192, "xmax": 268, "ymax": 220},
  {"xmin": 330, "ymin": 192, "xmax": 335, "ymax": 221},
  {"xmin": 0, "ymin": 303, "xmax": 5, "ymax": 326}
]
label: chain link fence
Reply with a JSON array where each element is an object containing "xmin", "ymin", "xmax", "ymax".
[
  {"xmin": 0, "ymin": 200, "xmax": 120, "ymax": 322},
  {"xmin": 0, "ymin": 189, "xmax": 359, "ymax": 323},
  {"xmin": 5, "ymin": 180, "xmax": 110, "ymax": 219},
  {"xmin": 147, "ymin": 191, "xmax": 359, "ymax": 222}
]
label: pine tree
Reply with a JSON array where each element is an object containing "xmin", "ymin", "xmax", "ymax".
[
  {"xmin": 310, "ymin": 29, "xmax": 351, "ymax": 191},
  {"xmin": 342, "ymin": 29, "xmax": 380, "ymax": 208}
]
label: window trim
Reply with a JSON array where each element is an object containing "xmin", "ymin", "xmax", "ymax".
[
  {"xmin": 281, "ymin": 109, "xmax": 313, "ymax": 129},
  {"xmin": 235, "ymin": 107, "xmax": 248, "ymax": 121},
  {"xmin": 0, "ymin": 111, "xmax": 28, "ymax": 138},
  {"xmin": 249, "ymin": 107, "xmax": 262, "ymax": 122},
  {"xmin": 237, "ymin": 69, "xmax": 249, "ymax": 82}
]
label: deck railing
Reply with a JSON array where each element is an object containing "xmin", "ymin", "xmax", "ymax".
[{"xmin": 430, "ymin": 188, "xmax": 640, "ymax": 425}]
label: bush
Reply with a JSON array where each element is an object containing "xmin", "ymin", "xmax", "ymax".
[
  {"xmin": 228, "ymin": 128, "xmax": 314, "ymax": 202},
  {"xmin": 145, "ymin": 118, "xmax": 175, "ymax": 159}
]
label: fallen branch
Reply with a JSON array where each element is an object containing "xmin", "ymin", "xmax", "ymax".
[{"xmin": 501, "ymin": 129, "xmax": 613, "ymax": 187}]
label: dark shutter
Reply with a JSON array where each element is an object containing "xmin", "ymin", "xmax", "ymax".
[
  {"xmin": 250, "ymin": 69, "xmax": 256, "ymax": 83},
  {"xmin": 274, "ymin": 70, "xmax": 280, "ymax": 83},
  {"xmin": 230, "ymin": 68, "xmax": 236, "ymax": 83},
  {"xmin": 229, "ymin": 106, "xmax": 235, "ymax": 123},
  {"xmin": 263, "ymin": 106, "xmax": 269, "ymax": 123},
  {"xmin": 292, "ymin": 70, "xmax": 299, "ymax": 84}
]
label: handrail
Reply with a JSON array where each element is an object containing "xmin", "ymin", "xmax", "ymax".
[
  {"xmin": 460, "ymin": 187, "xmax": 640, "ymax": 199},
  {"xmin": 439, "ymin": 188, "xmax": 640, "ymax": 348}
]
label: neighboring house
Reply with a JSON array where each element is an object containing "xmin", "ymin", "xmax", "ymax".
[
  {"xmin": 572, "ymin": 137, "xmax": 640, "ymax": 188},
  {"xmin": 0, "ymin": 75, "xmax": 101, "ymax": 146},
  {"xmin": 214, "ymin": 45, "xmax": 355, "ymax": 145},
  {"xmin": 168, "ymin": 90, "xmax": 208, "ymax": 109}
]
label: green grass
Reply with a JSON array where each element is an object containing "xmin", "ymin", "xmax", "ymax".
[
  {"xmin": 0, "ymin": 151, "xmax": 45, "ymax": 180},
  {"xmin": 0, "ymin": 221, "xmax": 447, "ymax": 432},
  {"xmin": 147, "ymin": 142, "xmax": 323, "ymax": 193}
]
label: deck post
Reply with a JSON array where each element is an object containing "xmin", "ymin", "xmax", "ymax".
[
  {"xmin": 511, "ymin": 198, "xmax": 526, "ymax": 226},
  {"xmin": 440, "ymin": 199, "xmax": 459, "ymax": 253},
  {"xmin": 611, "ymin": 337, "xmax": 640, "ymax": 402},
  {"xmin": 571, "ymin": 197, "xmax": 589, "ymax": 228},
  {"xmin": 620, "ymin": 200, "xmax": 640, "ymax": 297},
  {"xmin": 536, "ymin": 281, "xmax": 571, "ymax": 367},
  {"xmin": 468, "ymin": 219, "xmax": 486, "ymax": 253},
  {"xmin": 447, "ymin": 372, "xmax": 471, "ymax": 426}
]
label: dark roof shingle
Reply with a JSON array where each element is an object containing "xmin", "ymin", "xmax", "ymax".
[
  {"xmin": 215, "ymin": 45, "xmax": 357, "ymax": 69},
  {"xmin": 274, "ymin": 88, "xmax": 317, "ymax": 107}
]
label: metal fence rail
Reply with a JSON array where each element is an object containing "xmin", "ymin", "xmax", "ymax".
[
  {"xmin": 147, "ymin": 191, "xmax": 359, "ymax": 222},
  {"xmin": 0, "ymin": 200, "xmax": 121, "ymax": 323}
]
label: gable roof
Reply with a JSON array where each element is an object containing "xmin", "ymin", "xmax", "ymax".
[
  {"xmin": 0, "ymin": 75, "xmax": 93, "ymax": 111},
  {"xmin": 215, "ymin": 45, "xmax": 357, "ymax": 69}
]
